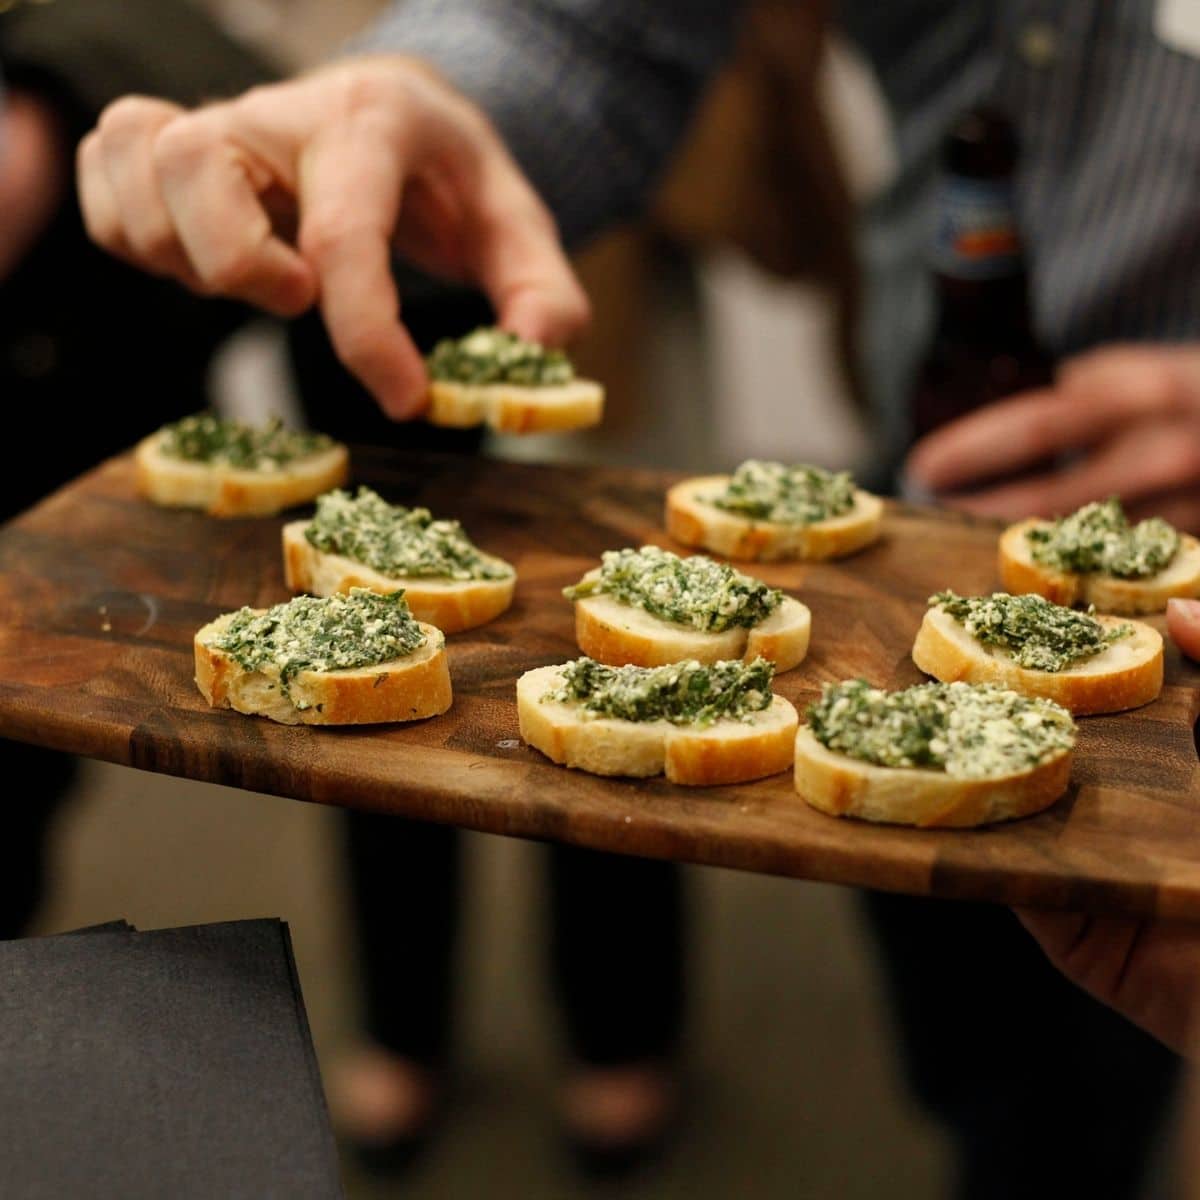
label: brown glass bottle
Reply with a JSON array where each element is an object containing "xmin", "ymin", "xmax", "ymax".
[{"xmin": 910, "ymin": 107, "xmax": 1053, "ymax": 444}]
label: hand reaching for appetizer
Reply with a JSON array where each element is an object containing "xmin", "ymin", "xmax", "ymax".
[
  {"xmin": 76, "ymin": 57, "xmax": 589, "ymax": 419},
  {"xmin": 906, "ymin": 344, "xmax": 1200, "ymax": 531},
  {"xmin": 0, "ymin": 90, "xmax": 67, "ymax": 280}
]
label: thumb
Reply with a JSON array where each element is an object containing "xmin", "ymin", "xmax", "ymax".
[{"xmin": 1168, "ymin": 599, "xmax": 1200, "ymax": 662}]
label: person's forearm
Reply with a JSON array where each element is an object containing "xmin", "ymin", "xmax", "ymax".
[{"xmin": 361, "ymin": 0, "xmax": 741, "ymax": 247}]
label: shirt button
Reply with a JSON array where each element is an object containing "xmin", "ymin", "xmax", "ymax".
[{"xmin": 1018, "ymin": 21, "xmax": 1059, "ymax": 67}]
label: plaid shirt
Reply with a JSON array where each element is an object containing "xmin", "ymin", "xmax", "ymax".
[{"xmin": 368, "ymin": 1, "xmax": 1200, "ymax": 448}]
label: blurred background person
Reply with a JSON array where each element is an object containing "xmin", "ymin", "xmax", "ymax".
[{"xmin": 0, "ymin": 0, "xmax": 267, "ymax": 940}]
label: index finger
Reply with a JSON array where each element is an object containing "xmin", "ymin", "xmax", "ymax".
[
  {"xmin": 464, "ymin": 144, "xmax": 590, "ymax": 345},
  {"xmin": 298, "ymin": 119, "xmax": 426, "ymax": 419}
]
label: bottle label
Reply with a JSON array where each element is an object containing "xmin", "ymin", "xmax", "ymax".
[{"xmin": 931, "ymin": 175, "xmax": 1022, "ymax": 279}]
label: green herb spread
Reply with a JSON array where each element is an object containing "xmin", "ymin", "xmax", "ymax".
[
  {"xmin": 708, "ymin": 460, "xmax": 857, "ymax": 524},
  {"xmin": 304, "ymin": 487, "xmax": 512, "ymax": 581},
  {"xmin": 931, "ymin": 590, "xmax": 1130, "ymax": 672},
  {"xmin": 158, "ymin": 412, "xmax": 331, "ymax": 471},
  {"xmin": 545, "ymin": 656, "xmax": 775, "ymax": 727},
  {"xmin": 209, "ymin": 588, "xmax": 426, "ymax": 707},
  {"xmin": 1026, "ymin": 498, "xmax": 1179, "ymax": 579},
  {"xmin": 808, "ymin": 679, "xmax": 1075, "ymax": 780},
  {"xmin": 426, "ymin": 326, "xmax": 574, "ymax": 386},
  {"xmin": 563, "ymin": 545, "xmax": 783, "ymax": 633}
]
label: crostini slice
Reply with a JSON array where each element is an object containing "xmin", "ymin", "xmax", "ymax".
[
  {"xmin": 912, "ymin": 591, "xmax": 1163, "ymax": 715},
  {"xmin": 564, "ymin": 545, "xmax": 811, "ymax": 672},
  {"xmin": 666, "ymin": 460, "xmax": 883, "ymax": 561},
  {"xmin": 517, "ymin": 657, "xmax": 798, "ymax": 785},
  {"xmin": 195, "ymin": 588, "xmax": 451, "ymax": 726},
  {"xmin": 283, "ymin": 487, "xmax": 515, "ymax": 634},
  {"xmin": 999, "ymin": 498, "xmax": 1200, "ymax": 615},
  {"xmin": 425, "ymin": 326, "xmax": 603, "ymax": 434},
  {"xmin": 795, "ymin": 679, "xmax": 1075, "ymax": 827},
  {"xmin": 136, "ymin": 411, "xmax": 349, "ymax": 518}
]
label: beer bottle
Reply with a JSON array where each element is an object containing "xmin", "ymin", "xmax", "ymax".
[{"xmin": 909, "ymin": 106, "xmax": 1053, "ymax": 443}]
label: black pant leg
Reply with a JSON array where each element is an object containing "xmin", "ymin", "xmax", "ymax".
[
  {"xmin": 862, "ymin": 891, "xmax": 1179, "ymax": 1200},
  {"xmin": 548, "ymin": 845, "xmax": 686, "ymax": 1066},
  {"xmin": 0, "ymin": 743, "xmax": 76, "ymax": 940},
  {"xmin": 343, "ymin": 812, "xmax": 462, "ymax": 1069}
]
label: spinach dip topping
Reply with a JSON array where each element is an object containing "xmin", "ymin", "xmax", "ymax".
[
  {"xmin": 545, "ymin": 656, "xmax": 775, "ymax": 727},
  {"xmin": 931, "ymin": 591, "xmax": 1130, "ymax": 673},
  {"xmin": 304, "ymin": 487, "xmax": 512, "ymax": 581},
  {"xmin": 158, "ymin": 412, "xmax": 331, "ymax": 471},
  {"xmin": 1026, "ymin": 498, "xmax": 1179, "ymax": 579},
  {"xmin": 807, "ymin": 679, "xmax": 1075, "ymax": 780},
  {"xmin": 210, "ymin": 588, "xmax": 426, "ymax": 706},
  {"xmin": 708, "ymin": 460, "xmax": 857, "ymax": 524},
  {"xmin": 426, "ymin": 326, "xmax": 574, "ymax": 386},
  {"xmin": 563, "ymin": 545, "xmax": 783, "ymax": 633}
]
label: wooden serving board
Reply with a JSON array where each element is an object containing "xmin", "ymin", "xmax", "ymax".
[{"xmin": 1, "ymin": 448, "xmax": 1198, "ymax": 917}]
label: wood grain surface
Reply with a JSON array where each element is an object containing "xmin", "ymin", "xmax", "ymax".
[{"xmin": 1, "ymin": 448, "xmax": 1198, "ymax": 916}]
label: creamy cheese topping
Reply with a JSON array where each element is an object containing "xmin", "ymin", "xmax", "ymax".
[
  {"xmin": 707, "ymin": 459, "xmax": 857, "ymax": 524},
  {"xmin": 808, "ymin": 679, "xmax": 1075, "ymax": 779},
  {"xmin": 426, "ymin": 326, "xmax": 574, "ymax": 386},
  {"xmin": 158, "ymin": 412, "xmax": 331, "ymax": 471},
  {"xmin": 1026, "ymin": 498, "xmax": 1179, "ymax": 579},
  {"xmin": 210, "ymin": 588, "xmax": 426, "ymax": 707},
  {"xmin": 304, "ymin": 487, "xmax": 513, "ymax": 581},
  {"xmin": 544, "ymin": 656, "xmax": 775, "ymax": 726},
  {"xmin": 563, "ymin": 545, "xmax": 782, "ymax": 633},
  {"xmin": 931, "ymin": 590, "xmax": 1130, "ymax": 672}
]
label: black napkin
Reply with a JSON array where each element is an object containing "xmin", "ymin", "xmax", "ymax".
[{"xmin": 0, "ymin": 918, "xmax": 342, "ymax": 1198}]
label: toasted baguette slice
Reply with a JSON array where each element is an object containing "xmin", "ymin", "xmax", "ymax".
[
  {"xmin": 573, "ymin": 585, "xmax": 811, "ymax": 673},
  {"xmin": 426, "ymin": 379, "xmax": 604, "ymax": 434},
  {"xmin": 517, "ymin": 664, "xmax": 797, "ymax": 784},
  {"xmin": 912, "ymin": 606, "xmax": 1162, "ymax": 715},
  {"xmin": 794, "ymin": 726, "xmax": 1071, "ymax": 828},
  {"xmin": 281, "ymin": 521, "xmax": 515, "ymax": 634},
  {"xmin": 195, "ymin": 611, "xmax": 451, "ymax": 725},
  {"xmin": 135, "ymin": 433, "xmax": 349, "ymax": 518},
  {"xmin": 999, "ymin": 519, "xmax": 1200, "ymax": 614},
  {"xmin": 665, "ymin": 476, "xmax": 883, "ymax": 562}
]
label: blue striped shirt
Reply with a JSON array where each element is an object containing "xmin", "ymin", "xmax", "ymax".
[{"xmin": 368, "ymin": 1, "xmax": 1200, "ymax": 453}]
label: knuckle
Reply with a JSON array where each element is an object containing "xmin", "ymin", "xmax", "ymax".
[
  {"xmin": 97, "ymin": 95, "xmax": 161, "ymax": 141},
  {"xmin": 299, "ymin": 214, "xmax": 378, "ymax": 266},
  {"xmin": 231, "ymin": 82, "xmax": 281, "ymax": 117},
  {"xmin": 298, "ymin": 218, "xmax": 347, "ymax": 263},
  {"xmin": 200, "ymin": 246, "xmax": 260, "ymax": 294},
  {"xmin": 129, "ymin": 221, "xmax": 181, "ymax": 266},
  {"xmin": 151, "ymin": 114, "xmax": 219, "ymax": 175},
  {"xmin": 336, "ymin": 68, "xmax": 409, "ymax": 123}
]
